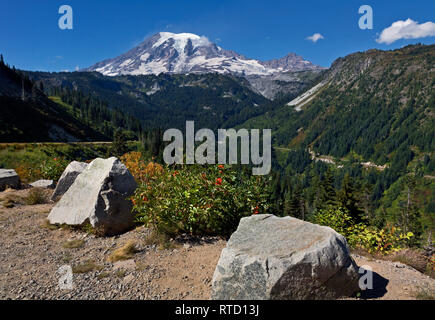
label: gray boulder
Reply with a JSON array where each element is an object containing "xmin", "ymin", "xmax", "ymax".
[
  {"xmin": 48, "ymin": 157, "xmax": 137, "ymax": 236},
  {"xmin": 30, "ymin": 180, "xmax": 55, "ymax": 189},
  {"xmin": 211, "ymin": 214, "xmax": 359, "ymax": 300},
  {"xmin": 50, "ymin": 161, "xmax": 88, "ymax": 201},
  {"xmin": 0, "ymin": 169, "xmax": 20, "ymax": 190}
]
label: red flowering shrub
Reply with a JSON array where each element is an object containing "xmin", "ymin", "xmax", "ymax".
[{"xmin": 132, "ymin": 164, "xmax": 272, "ymax": 236}]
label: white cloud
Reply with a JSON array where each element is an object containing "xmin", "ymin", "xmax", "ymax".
[
  {"xmin": 75, "ymin": 66, "xmax": 79, "ymax": 71},
  {"xmin": 197, "ymin": 36, "xmax": 212, "ymax": 47},
  {"xmin": 306, "ymin": 33, "xmax": 324, "ymax": 43},
  {"xmin": 376, "ymin": 18, "xmax": 435, "ymax": 45}
]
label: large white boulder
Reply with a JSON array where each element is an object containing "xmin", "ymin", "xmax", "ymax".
[
  {"xmin": 48, "ymin": 157, "xmax": 137, "ymax": 236},
  {"xmin": 211, "ymin": 214, "xmax": 360, "ymax": 300},
  {"xmin": 0, "ymin": 169, "xmax": 20, "ymax": 190},
  {"xmin": 50, "ymin": 161, "xmax": 88, "ymax": 201}
]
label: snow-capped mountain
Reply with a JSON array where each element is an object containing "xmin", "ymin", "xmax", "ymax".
[{"xmin": 86, "ymin": 32, "xmax": 323, "ymax": 77}]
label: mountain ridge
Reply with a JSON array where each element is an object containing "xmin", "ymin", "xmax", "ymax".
[{"xmin": 85, "ymin": 32, "xmax": 324, "ymax": 78}]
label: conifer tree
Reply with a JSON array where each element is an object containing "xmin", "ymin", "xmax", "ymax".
[
  {"xmin": 338, "ymin": 173, "xmax": 363, "ymax": 222},
  {"xmin": 319, "ymin": 169, "xmax": 338, "ymax": 208}
]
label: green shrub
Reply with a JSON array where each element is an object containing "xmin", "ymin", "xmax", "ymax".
[
  {"xmin": 132, "ymin": 164, "xmax": 272, "ymax": 236},
  {"xmin": 311, "ymin": 206, "xmax": 414, "ymax": 254},
  {"xmin": 40, "ymin": 157, "xmax": 69, "ymax": 181}
]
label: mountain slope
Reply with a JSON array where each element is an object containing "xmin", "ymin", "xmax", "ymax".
[
  {"xmin": 241, "ymin": 44, "xmax": 434, "ymax": 239},
  {"xmin": 85, "ymin": 32, "xmax": 324, "ymax": 99},
  {"xmin": 244, "ymin": 44, "xmax": 435, "ymax": 165},
  {"xmin": 0, "ymin": 62, "xmax": 108, "ymax": 142},
  {"xmin": 27, "ymin": 71, "xmax": 273, "ymax": 130}
]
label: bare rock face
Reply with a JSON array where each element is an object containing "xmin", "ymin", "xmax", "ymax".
[
  {"xmin": 30, "ymin": 180, "xmax": 55, "ymax": 189},
  {"xmin": 0, "ymin": 169, "xmax": 20, "ymax": 190},
  {"xmin": 48, "ymin": 158, "xmax": 137, "ymax": 236},
  {"xmin": 50, "ymin": 161, "xmax": 88, "ymax": 201},
  {"xmin": 211, "ymin": 214, "xmax": 359, "ymax": 300}
]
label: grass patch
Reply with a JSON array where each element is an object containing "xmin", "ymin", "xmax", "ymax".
[
  {"xmin": 24, "ymin": 188, "xmax": 48, "ymax": 205},
  {"xmin": 0, "ymin": 192, "xmax": 24, "ymax": 207},
  {"xmin": 41, "ymin": 219, "xmax": 61, "ymax": 230},
  {"xmin": 62, "ymin": 239, "xmax": 85, "ymax": 249},
  {"xmin": 115, "ymin": 270, "xmax": 127, "ymax": 278},
  {"xmin": 144, "ymin": 229, "xmax": 177, "ymax": 250},
  {"xmin": 72, "ymin": 260, "xmax": 103, "ymax": 274},
  {"xmin": 2, "ymin": 199, "xmax": 15, "ymax": 208},
  {"xmin": 416, "ymin": 290, "xmax": 435, "ymax": 300},
  {"xmin": 108, "ymin": 240, "xmax": 138, "ymax": 262},
  {"xmin": 97, "ymin": 271, "xmax": 111, "ymax": 279},
  {"xmin": 390, "ymin": 249, "xmax": 429, "ymax": 274},
  {"xmin": 62, "ymin": 255, "xmax": 72, "ymax": 263}
]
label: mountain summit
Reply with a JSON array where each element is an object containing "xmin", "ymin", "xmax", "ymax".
[{"xmin": 86, "ymin": 32, "xmax": 323, "ymax": 77}]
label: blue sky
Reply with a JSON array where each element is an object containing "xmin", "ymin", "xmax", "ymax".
[{"xmin": 1, "ymin": 0, "xmax": 434, "ymax": 71}]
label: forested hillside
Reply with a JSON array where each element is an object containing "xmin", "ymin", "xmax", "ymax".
[
  {"xmin": 26, "ymin": 71, "xmax": 273, "ymax": 130},
  {"xmin": 244, "ymin": 44, "xmax": 435, "ymax": 245},
  {"xmin": 0, "ymin": 58, "xmax": 108, "ymax": 142}
]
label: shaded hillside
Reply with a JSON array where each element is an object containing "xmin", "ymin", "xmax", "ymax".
[
  {"xmin": 27, "ymin": 71, "xmax": 272, "ymax": 130},
  {"xmin": 0, "ymin": 62, "xmax": 108, "ymax": 142}
]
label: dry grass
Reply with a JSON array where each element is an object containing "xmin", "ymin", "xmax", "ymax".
[
  {"xmin": 416, "ymin": 290, "xmax": 435, "ymax": 300},
  {"xmin": 389, "ymin": 249, "xmax": 431, "ymax": 274},
  {"xmin": 62, "ymin": 239, "xmax": 85, "ymax": 249},
  {"xmin": 0, "ymin": 192, "xmax": 24, "ymax": 208},
  {"xmin": 108, "ymin": 240, "xmax": 138, "ymax": 262},
  {"xmin": 41, "ymin": 219, "xmax": 62, "ymax": 230},
  {"xmin": 72, "ymin": 260, "xmax": 103, "ymax": 274},
  {"xmin": 97, "ymin": 271, "xmax": 111, "ymax": 279},
  {"xmin": 115, "ymin": 270, "xmax": 127, "ymax": 278},
  {"xmin": 144, "ymin": 229, "xmax": 177, "ymax": 250},
  {"xmin": 24, "ymin": 188, "xmax": 48, "ymax": 205},
  {"xmin": 352, "ymin": 247, "xmax": 435, "ymax": 279},
  {"xmin": 1, "ymin": 199, "xmax": 15, "ymax": 208}
]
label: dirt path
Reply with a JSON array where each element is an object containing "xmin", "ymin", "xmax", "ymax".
[{"xmin": 0, "ymin": 188, "xmax": 433, "ymax": 300}]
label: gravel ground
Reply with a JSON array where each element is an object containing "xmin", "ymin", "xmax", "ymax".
[
  {"xmin": 0, "ymin": 188, "xmax": 433, "ymax": 300},
  {"xmin": 0, "ymin": 188, "xmax": 226, "ymax": 300}
]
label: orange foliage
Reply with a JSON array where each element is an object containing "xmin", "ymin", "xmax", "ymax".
[
  {"xmin": 120, "ymin": 152, "xmax": 163, "ymax": 183},
  {"xmin": 14, "ymin": 164, "xmax": 41, "ymax": 183}
]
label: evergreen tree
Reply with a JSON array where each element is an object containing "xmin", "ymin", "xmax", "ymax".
[
  {"xmin": 288, "ymin": 184, "xmax": 306, "ymax": 220},
  {"xmin": 400, "ymin": 175, "xmax": 422, "ymax": 240},
  {"xmin": 338, "ymin": 174, "xmax": 363, "ymax": 222},
  {"xmin": 111, "ymin": 129, "xmax": 127, "ymax": 156},
  {"xmin": 319, "ymin": 169, "xmax": 338, "ymax": 208}
]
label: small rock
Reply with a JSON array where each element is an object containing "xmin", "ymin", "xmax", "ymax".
[
  {"xmin": 0, "ymin": 169, "xmax": 20, "ymax": 191},
  {"xmin": 113, "ymin": 259, "xmax": 136, "ymax": 271},
  {"xmin": 30, "ymin": 180, "xmax": 55, "ymax": 189},
  {"xmin": 393, "ymin": 262, "xmax": 406, "ymax": 268}
]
